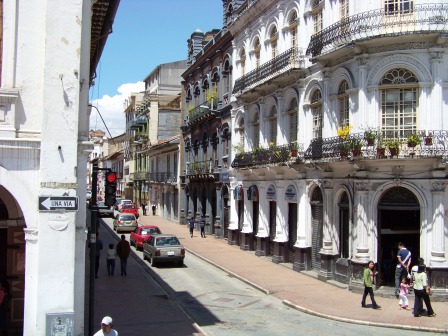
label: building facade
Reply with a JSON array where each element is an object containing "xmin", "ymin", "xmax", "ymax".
[
  {"xmin": 180, "ymin": 18, "xmax": 234, "ymax": 238},
  {"xmin": 0, "ymin": 0, "xmax": 119, "ymax": 334},
  {"xmin": 128, "ymin": 61, "xmax": 186, "ymax": 219},
  {"xmin": 228, "ymin": 0, "xmax": 448, "ymax": 299}
]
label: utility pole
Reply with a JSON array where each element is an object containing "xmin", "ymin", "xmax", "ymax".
[{"xmin": 88, "ymin": 162, "xmax": 98, "ymax": 336}]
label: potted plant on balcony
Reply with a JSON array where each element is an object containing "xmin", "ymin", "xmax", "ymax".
[
  {"xmin": 350, "ymin": 139, "xmax": 363, "ymax": 157},
  {"xmin": 420, "ymin": 131, "xmax": 433, "ymax": 146},
  {"xmin": 290, "ymin": 142, "xmax": 299, "ymax": 157},
  {"xmin": 363, "ymin": 127, "xmax": 377, "ymax": 146},
  {"xmin": 206, "ymin": 90, "xmax": 218, "ymax": 109},
  {"xmin": 339, "ymin": 141, "xmax": 351, "ymax": 159},
  {"xmin": 385, "ymin": 138, "xmax": 401, "ymax": 157},
  {"xmin": 406, "ymin": 132, "xmax": 422, "ymax": 148},
  {"xmin": 337, "ymin": 124, "xmax": 352, "ymax": 140},
  {"xmin": 376, "ymin": 137, "xmax": 386, "ymax": 158}
]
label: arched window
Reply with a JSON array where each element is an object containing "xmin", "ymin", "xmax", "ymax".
[
  {"xmin": 194, "ymin": 86, "xmax": 200, "ymax": 107},
  {"xmin": 270, "ymin": 26, "xmax": 278, "ymax": 59},
  {"xmin": 240, "ymin": 49, "xmax": 246, "ymax": 77},
  {"xmin": 223, "ymin": 60, "xmax": 231, "ymax": 98},
  {"xmin": 239, "ymin": 118, "xmax": 245, "ymax": 151},
  {"xmin": 338, "ymin": 191, "xmax": 350, "ymax": 259},
  {"xmin": 311, "ymin": 90, "xmax": 323, "ymax": 139},
  {"xmin": 202, "ymin": 79, "xmax": 210, "ymax": 102},
  {"xmin": 288, "ymin": 98, "xmax": 298, "ymax": 143},
  {"xmin": 380, "ymin": 68, "xmax": 418, "ymax": 138},
  {"xmin": 268, "ymin": 106, "xmax": 277, "ymax": 146},
  {"xmin": 289, "ymin": 11, "xmax": 298, "ymax": 48},
  {"xmin": 253, "ymin": 38, "xmax": 261, "ymax": 69},
  {"xmin": 338, "ymin": 80, "xmax": 349, "ymax": 128},
  {"xmin": 252, "ymin": 112, "xmax": 260, "ymax": 148}
]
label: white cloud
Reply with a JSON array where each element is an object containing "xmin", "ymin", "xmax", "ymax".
[{"xmin": 89, "ymin": 81, "xmax": 145, "ymax": 138}]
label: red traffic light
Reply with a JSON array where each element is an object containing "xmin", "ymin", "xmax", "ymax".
[{"xmin": 106, "ymin": 172, "xmax": 117, "ymax": 183}]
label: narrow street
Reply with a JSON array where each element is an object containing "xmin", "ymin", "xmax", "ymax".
[{"xmin": 91, "ymin": 213, "xmax": 446, "ymax": 336}]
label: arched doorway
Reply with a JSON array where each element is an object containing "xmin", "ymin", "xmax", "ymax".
[
  {"xmin": 248, "ymin": 185, "xmax": 259, "ymax": 250},
  {"xmin": 222, "ymin": 186, "xmax": 230, "ymax": 239},
  {"xmin": 310, "ymin": 187, "xmax": 323, "ymax": 271},
  {"xmin": 378, "ymin": 187, "xmax": 420, "ymax": 286},
  {"xmin": 0, "ymin": 187, "xmax": 25, "ymax": 335}
]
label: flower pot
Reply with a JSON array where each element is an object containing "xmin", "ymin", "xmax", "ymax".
[
  {"xmin": 376, "ymin": 148, "xmax": 385, "ymax": 157},
  {"xmin": 351, "ymin": 149, "xmax": 362, "ymax": 157},
  {"xmin": 340, "ymin": 150, "xmax": 349, "ymax": 159},
  {"xmin": 424, "ymin": 137, "xmax": 433, "ymax": 146},
  {"xmin": 389, "ymin": 148, "xmax": 398, "ymax": 157},
  {"xmin": 291, "ymin": 149, "xmax": 298, "ymax": 157},
  {"xmin": 407, "ymin": 142, "xmax": 417, "ymax": 148},
  {"xmin": 366, "ymin": 138, "xmax": 375, "ymax": 146}
]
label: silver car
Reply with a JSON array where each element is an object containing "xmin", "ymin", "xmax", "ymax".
[
  {"xmin": 113, "ymin": 213, "xmax": 138, "ymax": 233},
  {"xmin": 98, "ymin": 201, "xmax": 114, "ymax": 218},
  {"xmin": 143, "ymin": 234, "xmax": 185, "ymax": 267}
]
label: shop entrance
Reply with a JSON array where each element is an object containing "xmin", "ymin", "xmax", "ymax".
[{"xmin": 377, "ymin": 187, "xmax": 420, "ymax": 287}]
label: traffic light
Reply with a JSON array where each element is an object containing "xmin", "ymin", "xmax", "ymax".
[{"xmin": 104, "ymin": 171, "xmax": 117, "ymax": 207}]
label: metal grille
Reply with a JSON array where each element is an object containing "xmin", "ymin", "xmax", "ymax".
[
  {"xmin": 288, "ymin": 203, "xmax": 298, "ymax": 263},
  {"xmin": 312, "ymin": 204, "xmax": 323, "ymax": 271},
  {"xmin": 269, "ymin": 201, "xmax": 277, "ymax": 256}
]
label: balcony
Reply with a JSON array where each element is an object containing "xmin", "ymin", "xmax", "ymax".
[
  {"xmin": 304, "ymin": 130, "xmax": 448, "ymax": 161},
  {"xmin": 134, "ymin": 132, "xmax": 148, "ymax": 142},
  {"xmin": 133, "ymin": 171, "xmax": 149, "ymax": 180},
  {"xmin": 186, "ymin": 160, "xmax": 218, "ymax": 177},
  {"xmin": 233, "ymin": 47, "xmax": 305, "ymax": 97},
  {"xmin": 231, "ymin": 143, "xmax": 304, "ymax": 169},
  {"xmin": 148, "ymin": 172, "xmax": 178, "ymax": 184},
  {"xmin": 306, "ymin": 3, "xmax": 448, "ymax": 58},
  {"xmin": 186, "ymin": 97, "xmax": 218, "ymax": 127}
]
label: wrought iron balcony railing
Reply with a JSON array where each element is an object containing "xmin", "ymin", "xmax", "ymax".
[
  {"xmin": 148, "ymin": 172, "xmax": 177, "ymax": 184},
  {"xmin": 133, "ymin": 171, "xmax": 149, "ymax": 180},
  {"xmin": 231, "ymin": 143, "xmax": 304, "ymax": 169},
  {"xmin": 134, "ymin": 132, "xmax": 148, "ymax": 142},
  {"xmin": 186, "ymin": 160, "xmax": 218, "ymax": 175},
  {"xmin": 233, "ymin": 47, "xmax": 305, "ymax": 94},
  {"xmin": 187, "ymin": 97, "xmax": 218, "ymax": 125},
  {"xmin": 304, "ymin": 130, "xmax": 448, "ymax": 160},
  {"xmin": 306, "ymin": 3, "xmax": 448, "ymax": 57}
]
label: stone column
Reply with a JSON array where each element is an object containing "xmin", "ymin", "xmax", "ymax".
[
  {"xmin": 275, "ymin": 91, "xmax": 285, "ymax": 144},
  {"xmin": 430, "ymin": 182, "xmax": 447, "ymax": 265},
  {"xmin": 319, "ymin": 181, "xmax": 337, "ymax": 281},
  {"xmin": 355, "ymin": 55, "xmax": 369, "ymax": 127},
  {"xmin": 353, "ymin": 183, "xmax": 370, "ymax": 263},
  {"xmin": 429, "ymin": 49, "xmax": 444, "ymax": 128},
  {"xmin": 215, "ymin": 184, "xmax": 222, "ymax": 238}
]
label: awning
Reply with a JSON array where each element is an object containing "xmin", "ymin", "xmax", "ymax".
[
  {"xmin": 233, "ymin": 185, "xmax": 244, "ymax": 201},
  {"xmin": 247, "ymin": 185, "xmax": 258, "ymax": 201}
]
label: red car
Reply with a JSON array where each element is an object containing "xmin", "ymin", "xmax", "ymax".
[
  {"xmin": 121, "ymin": 203, "xmax": 139, "ymax": 218},
  {"xmin": 130, "ymin": 225, "xmax": 162, "ymax": 251}
]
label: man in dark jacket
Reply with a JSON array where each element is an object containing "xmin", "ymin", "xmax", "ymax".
[{"xmin": 116, "ymin": 235, "xmax": 131, "ymax": 276}]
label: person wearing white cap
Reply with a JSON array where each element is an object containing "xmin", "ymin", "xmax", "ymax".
[{"xmin": 93, "ymin": 316, "xmax": 119, "ymax": 336}]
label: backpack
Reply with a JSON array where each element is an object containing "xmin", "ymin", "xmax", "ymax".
[{"xmin": 0, "ymin": 289, "xmax": 10, "ymax": 312}]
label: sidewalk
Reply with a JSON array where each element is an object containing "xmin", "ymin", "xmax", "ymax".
[{"xmin": 137, "ymin": 213, "xmax": 448, "ymax": 333}]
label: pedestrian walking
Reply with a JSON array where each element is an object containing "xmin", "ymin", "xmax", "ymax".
[
  {"xmin": 93, "ymin": 316, "xmax": 119, "ymax": 336},
  {"xmin": 413, "ymin": 264, "xmax": 436, "ymax": 317},
  {"xmin": 188, "ymin": 217, "xmax": 195, "ymax": 238},
  {"xmin": 90, "ymin": 232, "xmax": 103, "ymax": 279},
  {"xmin": 152, "ymin": 203, "xmax": 156, "ymax": 216},
  {"xmin": 398, "ymin": 276, "xmax": 411, "ymax": 309},
  {"xmin": 116, "ymin": 235, "xmax": 130, "ymax": 276},
  {"xmin": 199, "ymin": 215, "xmax": 206, "ymax": 238},
  {"xmin": 106, "ymin": 243, "xmax": 117, "ymax": 276},
  {"xmin": 395, "ymin": 242, "xmax": 411, "ymax": 298},
  {"xmin": 141, "ymin": 200, "xmax": 147, "ymax": 216},
  {"xmin": 361, "ymin": 260, "xmax": 381, "ymax": 309}
]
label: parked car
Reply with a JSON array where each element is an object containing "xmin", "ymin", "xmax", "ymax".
[
  {"xmin": 113, "ymin": 213, "xmax": 138, "ymax": 233},
  {"xmin": 143, "ymin": 234, "xmax": 185, "ymax": 267},
  {"xmin": 121, "ymin": 203, "xmax": 139, "ymax": 218},
  {"xmin": 117, "ymin": 199, "xmax": 132, "ymax": 212},
  {"xmin": 97, "ymin": 201, "xmax": 115, "ymax": 218},
  {"xmin": 130, "ymin": 225, "xmax": 162, "ymax": 251}
]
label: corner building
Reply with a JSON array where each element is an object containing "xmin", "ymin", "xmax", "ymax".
[{"xmin": 228, "ymin": 0, "xmax": 448, "ymax": 299}]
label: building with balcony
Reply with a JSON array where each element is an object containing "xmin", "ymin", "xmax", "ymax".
[
  {"xmin": 228, "ymin": 0, "xmax": 448, "ymax": 299},
  {"xmin": 128, "ymin": 61, "xmax": 186, "ymax": 212},
  {"xmin": 180, "ymin": 9, "xmax": 234, "ymax": 238},
  {"xmin": 101, "ymin": 133, "xmax": 126, "ymax": 197},
  {"xmin": 0, "ymin": 0, "xmax": 119, "ymax": 334}
]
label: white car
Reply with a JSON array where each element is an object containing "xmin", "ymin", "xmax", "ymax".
[{"xmin": 117, "ymin": 199, "xmax": 132, "ymax": 212}]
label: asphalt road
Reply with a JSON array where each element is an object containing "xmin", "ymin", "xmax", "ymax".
[{"xmin": 100, "ymin": 214, "xmax": 445, "ymax": 336}]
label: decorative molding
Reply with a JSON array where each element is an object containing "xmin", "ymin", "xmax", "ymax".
[
  {"xmin": 431, "ymin": 182, "xmax": 447, "ymax": 192},
  {"xmin": 429, "ymin": 48, "xmax": 445, "ymax": 63},
  {"xmin": 355, "ymin": 182, "xmax": 368, "ymax": 191},
  {"xmin": 366, "ymin": 41, "xmax": 435, "ymax": 55},
  {"xmin": 24, "ymin": 228, "xmax": 38, "ymax": 242}
]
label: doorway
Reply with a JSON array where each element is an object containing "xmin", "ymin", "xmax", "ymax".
[{"xmin": 377, "ymin": 187, "xmax": 420, "ymax": 286}]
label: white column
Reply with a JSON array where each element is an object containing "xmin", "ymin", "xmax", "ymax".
[
  {"xmin": 296, "ymin": 184, "xmax": 308, "ymax": 247},
  {"xmin": 257, "ymin": 185, "xmax": 269, "ymax": 237},
  {"xmin": 242, "ymin": 185, "xmax": 252, "ymax": 233},
  {"xmin": 356, "ymin": 55, "xmax": 369, "ymax": 127},
  {"xmin": 354, "ymin": 183, "xmax": 370, "ymax": 262},
  {"xmin": 430, "ymin": 183, "xmax": 447, "ymax": 265},
  {"xmin": 429, "ymin": 49, "xmax": 444, "ymax": 129},
  {"xmin": 322, "ymin": 181, "xmax": 334, "ymax": 254},
  {"xmin": 274, "ymin": 184, "xmax": 288, "ymax": 242}
]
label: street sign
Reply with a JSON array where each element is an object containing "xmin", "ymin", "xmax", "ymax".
[{"xmin": 38, "ymin": 196, "xmax": 79, "ymax": 211}]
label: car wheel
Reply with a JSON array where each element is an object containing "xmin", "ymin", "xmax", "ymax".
[
  {"xmin": 150, "ymin": 256, "xmax": 156, "ymax": 267},
  {"xmin": 178, "ymin": 260, "xmax": 184, "ymax": 267},
  {"xmin": 143, "ymin": 252, "xmax": 147, "ymax": 261},
  {"xmin": 130, "ymin": 239, "xmax": 134, "ymax": 247}
]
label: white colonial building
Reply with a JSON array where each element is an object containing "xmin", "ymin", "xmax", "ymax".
[
  {"xmin": 0, "ymin": 1, "xmax": 118, "ymax": 334},
  {"xmin": 228, "ymin": 0, "xmax": 448, "ymax": 299}
]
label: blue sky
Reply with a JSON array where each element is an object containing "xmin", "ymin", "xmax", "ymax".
[{"xmin": 89, "ymin": 0, "xmax": 223, "ymax": 137}]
